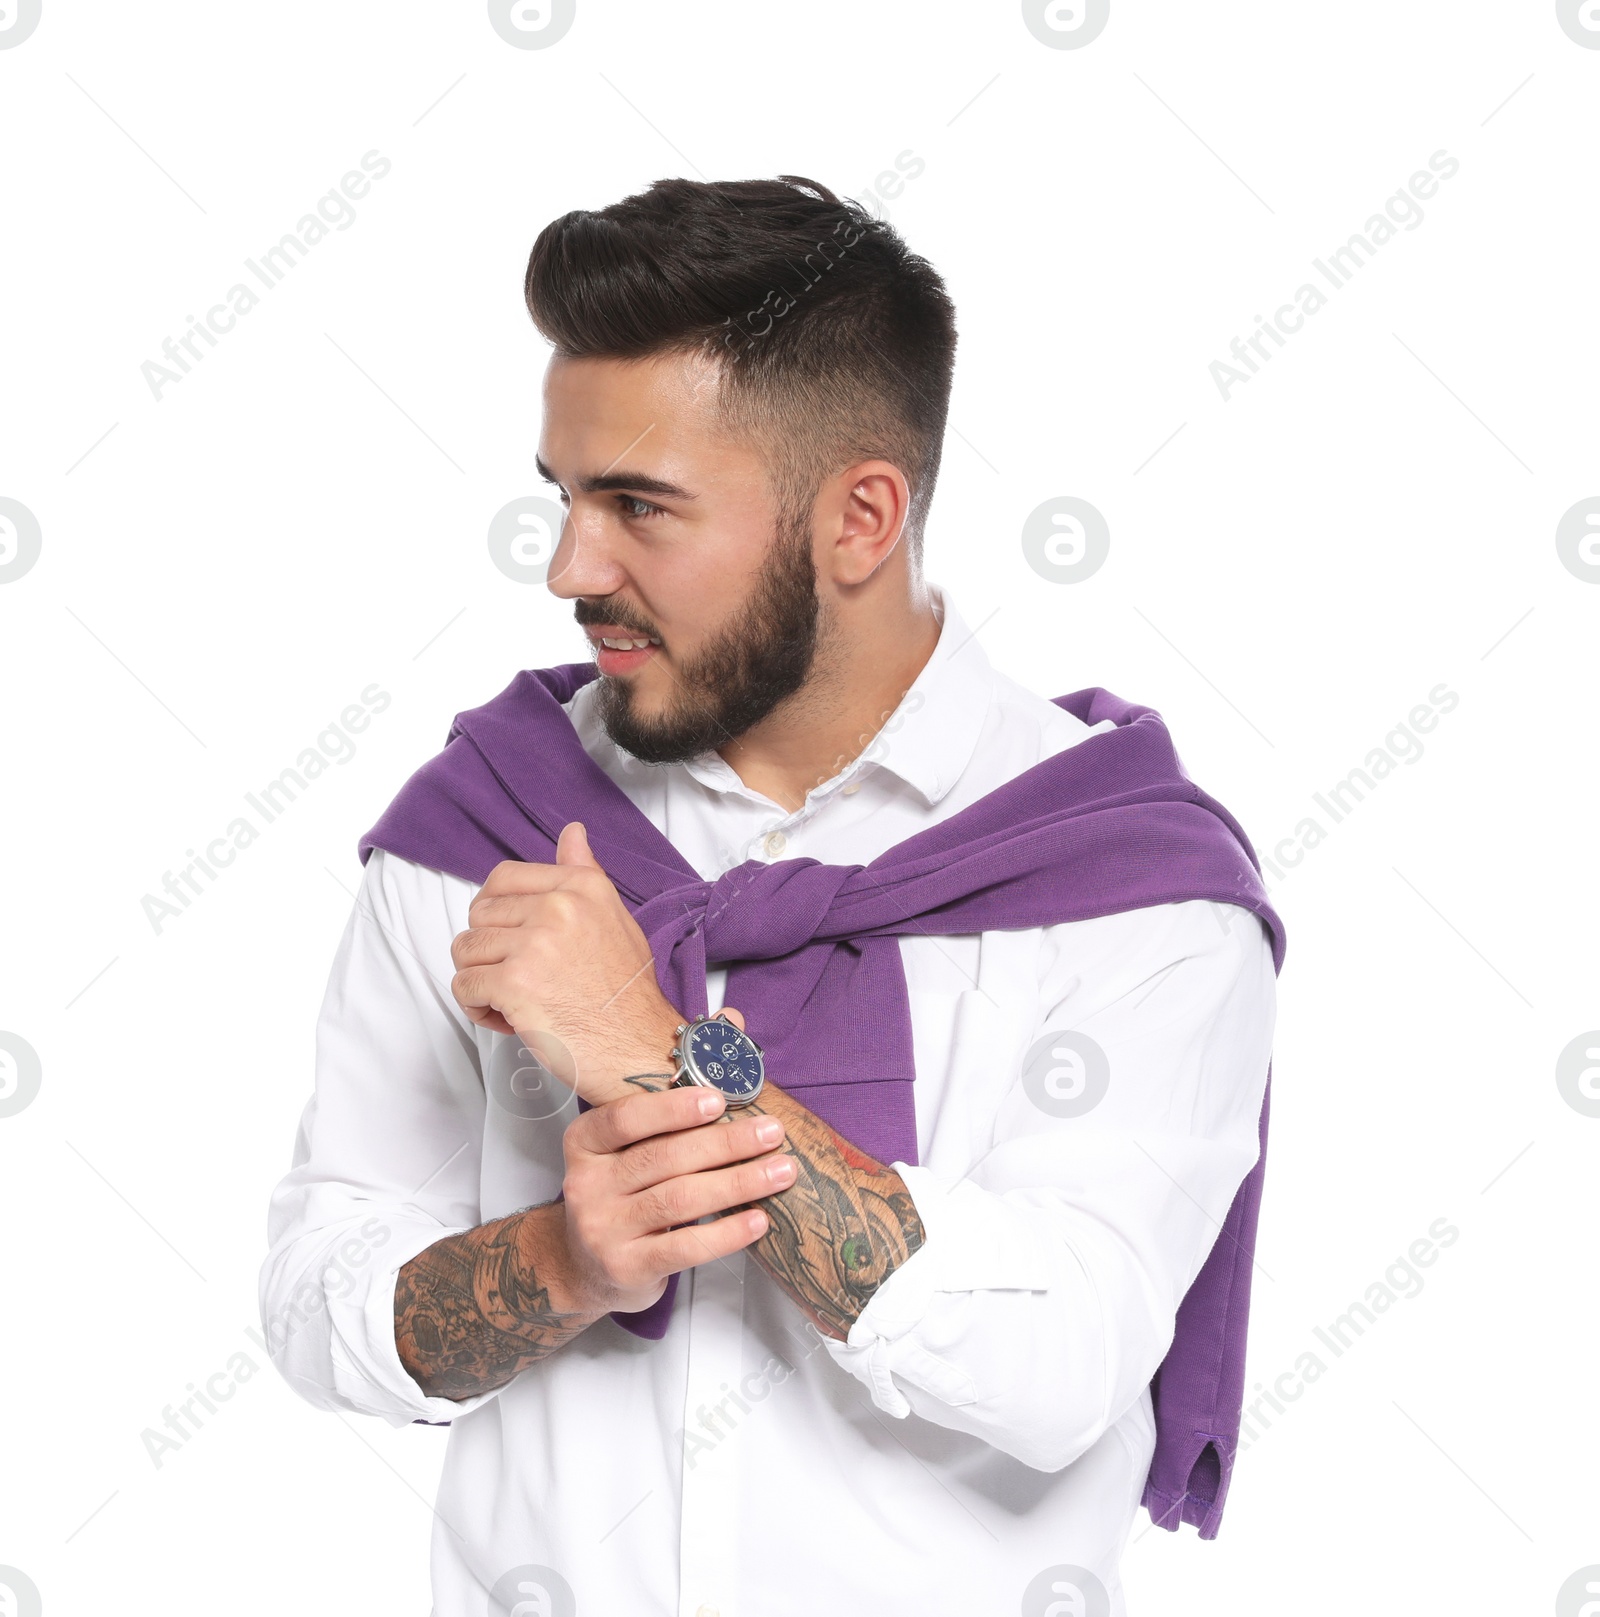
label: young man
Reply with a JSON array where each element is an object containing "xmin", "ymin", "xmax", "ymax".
[{"xmin": 261, "ymin": 177, "xmax": 1283, "ymax": 1617}]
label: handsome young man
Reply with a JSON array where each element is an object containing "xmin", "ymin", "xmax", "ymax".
[{"xmin": 262, "ymin": 177, "xmax": 1283, "ymax": 1617}]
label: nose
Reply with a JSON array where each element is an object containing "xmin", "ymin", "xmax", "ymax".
[{"xmin": 543, "ymin": 503, "xmax": 626, "ymax": 601}]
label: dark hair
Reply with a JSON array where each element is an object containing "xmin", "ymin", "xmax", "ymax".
[{"xmin": 524, "ymin": 175, "xmax": 957, "ymax": 552}]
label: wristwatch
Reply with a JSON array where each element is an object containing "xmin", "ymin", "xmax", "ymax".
[{"xmin": 669, "ymin": 1014, "xmax": 766, "ymax": 1107}]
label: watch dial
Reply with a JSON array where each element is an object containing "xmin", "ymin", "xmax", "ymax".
[{"xmin": 689, "ymin": 1018, "xmax": 764, "ymax": 1101}]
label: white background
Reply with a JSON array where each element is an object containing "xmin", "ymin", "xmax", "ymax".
[{"xmin": 1, "ymin": 2, "xmax": 1596, "ymax": 1613}]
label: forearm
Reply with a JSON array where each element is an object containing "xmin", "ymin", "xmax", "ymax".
[
  {"xmin": 741, "ymin": 1083, "xmax": 926, "ymax": 1340},
  {"xmin": 394, "ymin": 1201, "xmax": 604, "ymax": 1400},
  {"xmin": 615, "ymin": 1067, "xmax": 926, "ymax": 1339}
]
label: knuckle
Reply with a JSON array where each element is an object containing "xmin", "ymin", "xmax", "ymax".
[
  {"xmin": 562, "ymin": 1164, "xmax": 600, "ymax": 1208},
  {"xmin": 741, "ymin": 1160, "xmax": 778, "ymax": 1199},
  {"xmin": 639, "ymin": 1184, "xmax": 687, "ymax": 1228},
  {"xmin": 626, "ymin": 1136, "xmax": 666, "ymax": 1183}
]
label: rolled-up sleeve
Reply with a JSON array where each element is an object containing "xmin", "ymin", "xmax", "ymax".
[
  {"xmin": 824, "ymin": 898, "xmax": 1277, "ymax": 1473},
  {"xmin": 259, "ymin": 848, "xmax": 499, "ymax": 1427}
]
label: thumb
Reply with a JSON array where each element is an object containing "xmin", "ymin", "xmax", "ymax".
[{"xmin": 556, "ymin": 820, "xmax": 600, "ymax": 868}]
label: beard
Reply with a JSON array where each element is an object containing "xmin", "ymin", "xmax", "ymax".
[{"xmin": 585, "ymin": 510, "xmax": 824, "ymax": 766}]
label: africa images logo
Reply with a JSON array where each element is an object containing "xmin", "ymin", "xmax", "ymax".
[
  {"xmin": 0, "ymin": 497, "xmax": 42, "ymax": 583},
  {"xmin": 1556, "ymin": 0, "xmax": 1600, "ymax": 46},
  {"xmin": 488, "ymin": 0, "xmax": 576, "ymax": 49},
  {"xmin": 0, "ymin": 0, "xmax": 42, "ymax": 48},
  {"xmin": 1022, "ymin": 0, "xmax": 1110, "ymax": 49}
]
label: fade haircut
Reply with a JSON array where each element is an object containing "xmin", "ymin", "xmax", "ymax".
[{"xmin": 524, "ymin": 175, "xmax": 958, "ymax": 556}]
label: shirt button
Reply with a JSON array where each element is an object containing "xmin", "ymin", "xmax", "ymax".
[
  {"xmin": 841, "ymin": 781, "xmax": 861, "ymax": 796},
  {"xmin": 763, "ymin": 831, "xmax": 788, "ymax": 858}
]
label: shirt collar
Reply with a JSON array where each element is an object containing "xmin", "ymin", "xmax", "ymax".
[{"xmin": 680, "ymin": 583, "xmax": 993, "ymax": 810}]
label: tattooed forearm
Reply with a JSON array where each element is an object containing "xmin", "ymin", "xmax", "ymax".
[
  {"xmin": 741, "ymin": 1084, "xmax": 926, "ymax": 1341},
  {"xmin": 394, "ymin": 1203, "xmax": 602, "ymax": 1400},
  {"xmin": 622, "ymin": 1072, "xmax": 676, "ymax": 1094}
]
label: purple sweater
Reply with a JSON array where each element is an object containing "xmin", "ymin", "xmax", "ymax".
[{"xmin": 360, "ymin": 662, "xmax": 1287, "ymax": 1537}]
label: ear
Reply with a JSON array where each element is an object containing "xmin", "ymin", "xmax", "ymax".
[{"xmin": 824, "ymin": 459, "xmax": 911, "ymax": 585}]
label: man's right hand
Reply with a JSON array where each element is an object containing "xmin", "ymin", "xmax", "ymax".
[{"xmin": 558, "ymin": 1085, "xmax": 797, "ymax": 1315}]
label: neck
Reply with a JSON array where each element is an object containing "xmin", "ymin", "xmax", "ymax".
[{"xmin": 716, "ymin": 580, "xmax": 942, "ymax": 813}]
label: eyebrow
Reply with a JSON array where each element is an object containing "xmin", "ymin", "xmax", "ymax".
[{"xmin": 534, "ymin": 454, "xmax": 695, "ymax": 501}]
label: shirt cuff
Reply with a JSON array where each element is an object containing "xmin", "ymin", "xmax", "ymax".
[
  {"xmin": 823, "ymin": 1163, "xmax": 1057, "ymax": 1418},
  {"xmin": 330, "ymin": 1222, "xmax": 504, "ymax": 1427}
]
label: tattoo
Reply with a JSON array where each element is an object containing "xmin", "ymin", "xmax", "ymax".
[
  {"xmin": 394, "ymin": 1204, "xmax": 597, "ymax": 1401},
  {"xmin": 622, "ymin": 1071, "xmax": 676, "ymax": 1094},
  {"xmin": 743, "ymin": 1088, "xmax": 926, "ymax": 1341}
]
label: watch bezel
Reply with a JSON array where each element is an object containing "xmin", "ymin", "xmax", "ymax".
[{"xmin": 672, "ymin": 1014, "xmax": 766, "ymax": 1106}]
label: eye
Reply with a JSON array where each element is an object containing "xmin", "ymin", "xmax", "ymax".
[{"xmin": 616, "ymin": 494, "xmax": 666, "ymax": 521}]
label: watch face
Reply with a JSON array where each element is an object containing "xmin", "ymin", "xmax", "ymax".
[{"xmin": 686, "ymin": 1017, "xmax": 764, "ymax": 1102}]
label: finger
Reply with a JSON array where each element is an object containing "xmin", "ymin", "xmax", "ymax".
[
  {"xmin": 641, "ymin": 1206, "xmax": 771, "ymax": 1274},
  {"xmin": 450, "ymin": 962, "xmax": 513, "ymax": 1018},
  {"xmin": 626, "ymin": 1153, "xmax": 798, "ymax": 1235},
  {"xmin": 461, "ymin": 1003, "xmax": 518, "ymax": 1038},
  {"xmin": 478, "ymin": 858, "xmax": 559, "ymax": 897},
  {"xmin": 475, "ymin": 858, "xmax": 604, "ymax": 907},
  {"xmin": 468, "ymin": 884, "xmax": 592, "ymax": 937},
  {"xmin": 449, "ymin": 926, "xmax": 515, "ymax": 971},
  {"xmin": 557, "ymin": 820, "xmax": 600, "ymax": 869},
  {"xmin": 611, "ymin": 1110, "xmax": 786, "ymax": 1194},
  {"xmin": 569, "ymin": 1085, "xmax": 725, "ymax": 1155}
]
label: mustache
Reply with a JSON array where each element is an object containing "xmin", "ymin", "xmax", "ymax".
[{"xmin": 573, "ymin": 600, "xmax": 661, "ymax": 639}]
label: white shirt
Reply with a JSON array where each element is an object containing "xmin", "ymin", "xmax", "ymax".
[{"xmin": 260, "ymin": 586, "xmax": 1277, "ymax": 1617}]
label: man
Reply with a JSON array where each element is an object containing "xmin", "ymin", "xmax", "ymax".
[{"xmin": 261, "ymin": 176, "xmax": 1282, "ymax": 1617}]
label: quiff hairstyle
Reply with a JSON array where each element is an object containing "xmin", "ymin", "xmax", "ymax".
[{"xmin": 524, "ymin": 175, "xmax": 958, "ymax": 554}]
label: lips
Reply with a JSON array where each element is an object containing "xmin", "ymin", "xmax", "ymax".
[{"xmin": 586, "ymin": 627, "xmax": 661, "ymax": 676}]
